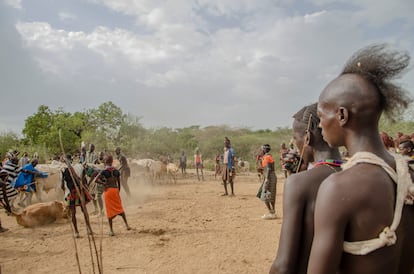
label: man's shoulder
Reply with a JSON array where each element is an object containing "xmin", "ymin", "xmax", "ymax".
[{"xmin": 285, "ymin": 169, "xmax": 327, "ymax": 193}]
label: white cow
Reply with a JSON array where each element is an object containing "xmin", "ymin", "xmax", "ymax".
[
  {"xmin": 148, "ymin": 160, "xmax": 167, "ymax": 183},
  {"xmin": 237, "ymin": 160, "xmax": 250, "ymax": 174},
  {"xmin": 129, "ymin": 158, "xmax": 154, "ymax": 181},
  {"xmin": 166, "ymin": 163, "xmax": 179, "ymax": 183},
  {"xmin": 22, "ymin": 162, "xmax": 84, "ymax": 206},
  {"xmin": 35, "ymin": 162, "xmax": 66, "ymax": 202}
]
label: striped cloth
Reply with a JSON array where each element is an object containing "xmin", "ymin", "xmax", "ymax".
[{"xmin": 0, "ymin": 162, "xmax": 20, "ymax": 201}]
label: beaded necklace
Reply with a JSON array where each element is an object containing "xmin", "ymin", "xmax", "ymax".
[{"xmin": 314, "ymin": 159, "xmax": 343, "ymax": 173}]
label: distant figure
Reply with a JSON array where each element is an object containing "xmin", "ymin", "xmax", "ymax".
[
  {"xmin": 222, "ymin": 137, "xmax": 235, "ymax": 196},
  {"xmin": 86, "ymin": 144, "xmax": 99, "ymax": 165},
  {"xmin": 214, "ymin": 153, "xmax": 222, "ymax": 179},
  {"xmin": 399, "ymin": 139, "xmax": 414, "ymax": 161},
  {"xmin": 179, "ymin": 151, "xmax": 187, "ymax": 176},
  {"xmin": 99, "ymin": 155, "xmax": 131, "ymax": 236},
  {"xmin": 19, "ymin": 152, "xmax": 30, "ymax": 168},
  {"xmin": 380, "ymin": 131, "xmax": 395, "ymax": 151},
  {"xmin": 79, "ymin": 146, "xmax": 87, "ymax": 164},
  {"xmin": 86, "ymin": 144, "xmax": 103, "ymax": 215},
  {"xmin": 256, "ymin": 144, "xmax": 277, "ymax": 220},
  {"xmin": 255, "ymin": 148, "xmax": 264, "ymax": 182},
  {"xmin": 115, "ymin": 147, "xmax": 131, "ymax": 197},
  {"xmin": 279, "ymin": 143, "xmax": 289, "ymax": 178},
  {"xmin": 194, "ymin": 148, "xmax": 204, "ymax": 181}
]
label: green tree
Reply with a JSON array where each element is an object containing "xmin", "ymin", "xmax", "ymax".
[
  {"xmin": 23, "ymin": 105, "xmax": 53, "ymax": 144},
  {"xmin": 87, "ymin": 101, "xmax": 124, "ymax": 141}
]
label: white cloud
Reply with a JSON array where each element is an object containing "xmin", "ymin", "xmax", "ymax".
[
  {"xmin": 1, "ymin": 0, "xmax": 414, "ymax": 133},
  {"xmin": 4, "ymin": 0, "xmax": 21, "ymax": 9}
]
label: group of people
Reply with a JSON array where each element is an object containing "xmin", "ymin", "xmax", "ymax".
[
  {"xmin": 2, "ymin": 44, "xmax": 414, "ymax": 273},
  {"xmin": 0, "ymin": 144, "xmax": 132, "ymax": 237},
  {"xmin": 178, "ymin": 148, "xmax": 204, "ymax": 181},
  {"xmin": 0, "ymin": 150, "xmax": 43, "ymax": 232},
  {"xmin": 61, "ymin": 150, "xmax": 131, "ymax": 238},
  {"xmin": 269, "ymin": 44, "xmax": 414, "ymax": 274},
  {"xmin": 178, "ymin": 137, "xmax": 236, "ymax": 195}
]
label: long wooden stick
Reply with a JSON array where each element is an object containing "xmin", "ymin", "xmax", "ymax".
[
  {"xmin": 296, "ymin": 114, "xmax": 313, "ymax": 173},
  {"xmin": 58, "ymin": 129, "xmax": 103, "ymax": 274}
]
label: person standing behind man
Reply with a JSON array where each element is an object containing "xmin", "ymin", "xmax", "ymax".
[
  {"xmin": 270, "ymin": 103, "xmax": 342, "ymax": 274},
  {"xmin": 308, "ymin": 44, "xmax": 414, "ymax": 274},
  {"xmin": 222, "ymin": 137, "xmax": 235, "ymax": 196},
  {"xmin": 194, "ymin": 148, "xmax": 204, "ymax": 181},
  {"xmin": 115, "ymin": 147, "xmax": 131, "ymax": 197},
  {"xmin": 86, "ymin": 144, "xmax": 103, "ymax": 215}
]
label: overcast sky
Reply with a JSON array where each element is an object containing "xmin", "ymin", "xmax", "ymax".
[{"xmin": 1, "ymin": 0, "xmax": 414, "ymax": 134}]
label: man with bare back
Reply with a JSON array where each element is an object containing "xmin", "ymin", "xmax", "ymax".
[
  {"xmin": 270, "ymin": 102, "xmax": 342, "ymax": 273},
  {"xmin": 307, "ymin": 44, "xmax": 414, "ymax": 274}
]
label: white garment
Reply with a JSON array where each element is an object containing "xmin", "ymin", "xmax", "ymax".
[{"xmin": 342, "ymin": 152, "xmax": 414, "ymax": 255}]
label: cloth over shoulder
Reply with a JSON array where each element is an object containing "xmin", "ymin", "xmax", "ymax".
[{"xmin": 342, "ymin": 151, "xmax": 414, "ymax": 255}]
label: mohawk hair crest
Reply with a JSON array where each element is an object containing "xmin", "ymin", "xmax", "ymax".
[{"xmin": 341, "ymin": 43, "xmax": 412, "ymax": 119}]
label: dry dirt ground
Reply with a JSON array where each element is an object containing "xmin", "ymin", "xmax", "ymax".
[{"xmin": 0, "ymin": 170, "xmax": 285, "ymax": 274}]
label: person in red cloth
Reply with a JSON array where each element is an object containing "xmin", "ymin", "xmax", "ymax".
[{"xmin": 100, "ymin": 155, "xmax": 131, "ymax": 236}]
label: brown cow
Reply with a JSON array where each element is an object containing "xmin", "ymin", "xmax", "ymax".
[{"xmin": 15, "ymin": 200, "xmax": 69, "ymax": 228}]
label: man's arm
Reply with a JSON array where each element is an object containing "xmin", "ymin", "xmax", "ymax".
[
  {"xmin": 270, "ymin": 175, "xmax": 306, "ymax": 274},
  {"xmin": 307, "ymin": 175, "xmax": 348, "ymax": 274}
]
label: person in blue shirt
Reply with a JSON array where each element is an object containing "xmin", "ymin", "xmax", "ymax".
[
  {"xmin": 222, "ymin": 137, "xmax": 235, "ymax": 196},
  {"xmin": 14, "ymin": 159, "xmax": 42, "ymax": 206}
]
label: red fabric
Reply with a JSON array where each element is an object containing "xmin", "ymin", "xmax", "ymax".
[{"xmin": 104, "ymin": 187, "xmax": 124, "ymax": 218}]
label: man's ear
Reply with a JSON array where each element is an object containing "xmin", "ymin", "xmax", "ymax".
[{"xmin": 337, "ymin": 107, "xmax": 349, "ymax": 126}]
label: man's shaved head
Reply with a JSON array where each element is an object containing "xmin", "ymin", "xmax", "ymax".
[
  {"xmin": 318, "ymin": 44, "xmax": 412, "ymax": 149},
  {"xmin": 339, "ymin": 44, "xmax": 411, "ymax": 120}
]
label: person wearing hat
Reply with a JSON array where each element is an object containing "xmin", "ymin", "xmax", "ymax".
[{"xmin": 257, "ymin": 144, "xmax": 277, "ymax": 219}]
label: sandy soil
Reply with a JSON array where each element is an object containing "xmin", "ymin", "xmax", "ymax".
[{"xmin": 0, "ymin": 170, "xmax": 285, "ymax": 274}]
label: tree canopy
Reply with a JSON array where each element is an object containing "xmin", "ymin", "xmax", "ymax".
[{"xmin": 1, "ymin": 101, "xmax": 413, "ymax": 171}]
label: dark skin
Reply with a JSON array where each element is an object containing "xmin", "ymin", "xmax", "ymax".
[
  {"xmin": 223, "ymin": 140, "xmax": 235, "ymax": 196},
  {"xmin": 270, "ymin": 118, "xmax": 341, "ymax": 274},
  {"xmin": 115, "ymin": 147, "xmax": 131, "ymax": 196},
  {"xmin": 103, "ymin": 158, "xmax": 131, "ymax": 236},
  {"xmin": 61, "ymin": 165, "xmax": 88, "ymax": 237},
  {"xmin": 308, "ymin": 74, "xmax": 414, "ymax": 274}
]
